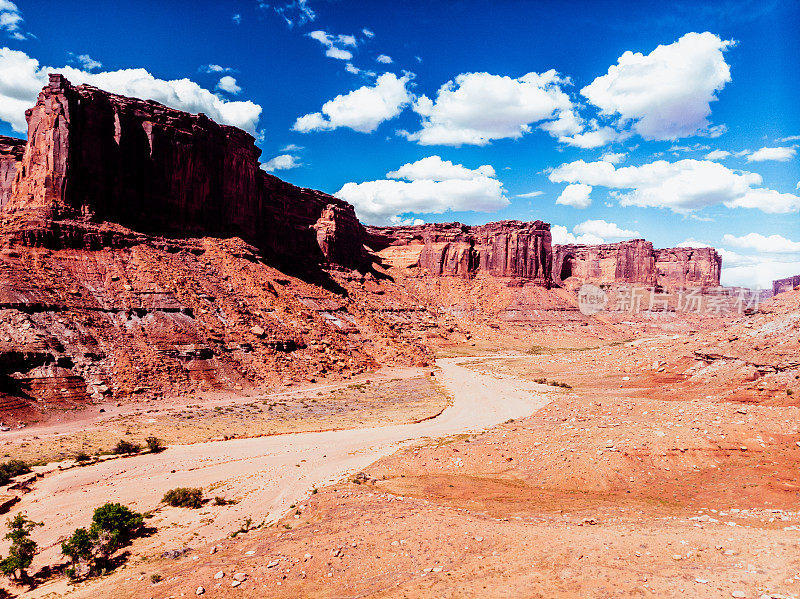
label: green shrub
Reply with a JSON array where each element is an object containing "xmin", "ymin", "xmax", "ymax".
[
  {"xmin": 0, "ymin": 513, "xmax": 42, "ymax": 581},
  {"xmin": 91, "ymin": 502, "xmax": 144, "ymax": 556},
  {"xmin": 145, "ymin": 437, "xmax": 164, "ymax": 453},
  {"xmin": 75, "ymin": 451, "xmax": 91, "ymax": 463},
  {"xmin": 113, "ymin": 439, "xmax": 141, "ymax": 455},
  {"xmin": 162, "ymin": 487, "xmax": 203, "ymax": 509},
  {"xmin": 0, "ymin": 460, "xmax": 30, "ymax": 485},
  {"xmin": 150, "ymin": 573, "xmax": 162, "ymax": 583},
  {"xmin": 61, "ymin": 527, "xmax": 95, "ymax": 578},
  {"xmin": 61, "ymin": 502, "xmax": 144, "ymax": 579},
  {"xmin": 213, "ymin": 496, "xmax": 236, "ymax": 506}
]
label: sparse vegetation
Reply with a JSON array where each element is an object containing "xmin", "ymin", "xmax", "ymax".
[
  {"xmin": 213, "ymin": 496, "xmax": 237, "ymax": 506},
  {"xmin": 112, "ymin": 439, "xmax": 141, "ymax": 455},
  {"xmin": 0, "ymin": 513, "xmax": 42, "ymax": 582},
  {"xmin": 231, "ymin": 516, "xmax": 254, "ymax": 537},
  {"xmin": 145, "ymin": 436, "xmax": 165, "ymax": 453},
  {"xmin": 0, "ymin": 459, "xmax": 30, "ymax": 486},
  {"xmin": 162, "ymin": 487, "xmax": 203, "ymax": 509},
  {"xmin": 533, "ymin": 377, "xmax": 572, "ymax": 389},
  {"xmin": 150, "ymin": 573, "xmax": 162, "ymax": 583},
  {"xmin": 75, "ymin": 451, "xmax": 92, "ymax": 463},
  {"xmin": 61, "ymin": 502, "xmax": 144, "ymax": 579}
]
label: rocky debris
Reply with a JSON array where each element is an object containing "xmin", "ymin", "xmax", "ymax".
[
  {"xmin": 195, "ymin": 586, "xmax": 205, "ymax": 595},
  {"xmin": 366, "ymin": 220, "xmax": 553, "ymax": 285},
  {"xmin": 162, "ymin": 548, "xmax": 192, "ymax": 559}
]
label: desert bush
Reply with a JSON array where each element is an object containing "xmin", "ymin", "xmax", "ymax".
[
  {"xmin": 112, "ymin": 439, "xmax": 141, "ymax": 455},
  {"xmin": 61, "ymin": 502, "xmax": 144, "ymax": 579},
  {"xmin": 162, "ymin": 487, "xmax": 203, "ymax": 509},
  {"xmin": 0, "ymin": 460, "xmax": 30, "ymax": 485},
  {"xmin": 75, "ymin": 451, "xmax": 91, "ymax": 463},
  {"xmin": 61, "ymin": 527, "xmax": 95, "ymax": 579},
  {"xmin": 145, "ymin": 437, "xmax": 164, "ymax": 453},
  {"xmin": 150, "ymin": 573, "xmax": 162, "ymax": 583},
  {"xmin": 0, "ymin": 513, "xmax": 42, "ymax": 581},
  {"xmin": 213, "ymin": 496, "xmax": 237, "ymax": 506}
]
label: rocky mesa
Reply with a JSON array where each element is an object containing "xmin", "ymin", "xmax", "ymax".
[
  {"xmin": 0, "ymin": 75, "xmax": 458, "ymax": 420},
  {"xmin": 3, "ymin": 74, "xmax": 365, "ymax": 269},
  {"xmin": 368, "ymin": 224, "xmax": 721, "ymax": 290}
]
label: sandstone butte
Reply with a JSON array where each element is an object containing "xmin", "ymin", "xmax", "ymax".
[{"xmin": 0, "ymin": 74, "xmax": 723, "ymax": 420}]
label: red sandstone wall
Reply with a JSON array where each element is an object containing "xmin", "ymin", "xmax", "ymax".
[
  {"xmin": 366, "ymin": 221, "xmax": 553, "ymax": 286},
  {"xmin": 0, "ymin": 136, "xmax": 24, "ymax": 210},
  {"xmin": 553, "ymin": 241, "xmax": 721, "ymax": 289},
  {"xmin": 3, "ymin": 74, "xmax": 365, "ymax": 268}
]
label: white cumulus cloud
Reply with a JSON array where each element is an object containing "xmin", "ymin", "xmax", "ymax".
[
  {"xmin": 216, "ymin": 75, "xmax": 241, "ymax": 94},
  {"xmin": 335, "ymin": 156, "xmax": 508, "ymax": 224},
  {"xmin": 704, "ymin": 149, "xmax": 731, "ymax": 160},
  {"xmin": 262, "ymin": 154, "xmax": 302, "ymax": 171},
  {"xmin": 722, "ymin": 232, "xmax": 800, "ymax": 253},
  {"xmin": 0, "ymin": 0, "xmax": 25, "ymax": 40},
  {"xmin": 308, "ymin": 30, "xmax": 354, "ymax": 61},
  {"xmin": 516, "ymin": 190, "xmax": 544, "ymax": 198},
  {"xmin": 556, "ymin": 183, "xmax": 592, "ymax": 208},
  {"xmin": 68, "ymin": 53, "xmax": 102, "ymax": 71},
  {"xmin": 746, "ymin": 146, "xmax": 796, "ymax": 162},
  {"xmin": 600, "ymin": 151, "xmax": 626, "ymax": 164},
  {"xmin": 0, "ymin": 47, "xmax": 262, "ymax": 134},
  {"xmin": 581, "ymin": 32, "xmax": 733, "ymax": 141},
  {"xmin": 293, "ymin": 73, "xmax": 411, "ymax": 134},
  {"xmin": 549, "ymin": 158, "xmax": 800, "ymax": 214},
  {"xmin": 403, "ymin": 70, "xmax": 576, "ymax": 146},
  {"xmin": 573, "ymin": 219, "xmax": 640, "ymax": 240},
  {"xmin": 376, "ymin": 54, "xmax": 393, "ymax": 64}
]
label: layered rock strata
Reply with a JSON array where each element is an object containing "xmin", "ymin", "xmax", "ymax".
[
  {"xmin": 3, "ymin": 74, "xmax": 366, "ymax": 268},
  {"xmin": 0, "ymin": 135, "xmax": 24, "ymax": 210},
  {"xmin": 366, "ymin": 221, "xmax": 553, "ymax": 285}
]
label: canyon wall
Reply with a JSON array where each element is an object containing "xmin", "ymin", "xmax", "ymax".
[
  {"xmin": 370, "ymin": 225, "xmax": 721, "ymax": 290},
  {"xmin": 366, "ymin": 221, "xmax": 553, "ymax": 285},
  {"xmin": 773, "ymin": 274, "xmax": 800, "ymax": 296},
  {"xmin": 3, "ymin": 74, "xmax": 365, "ymax": 268},
  {"xmin": 553, "ymin": 241, "xmax": 721, "ymax": 289},
  {"xmin": 0, "ymin": 135, "xmax": 24, "ymax": 210}
]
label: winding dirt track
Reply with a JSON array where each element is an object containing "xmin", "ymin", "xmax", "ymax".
[{"xmin": 14, "ymin": 356, "xmax": 548, "ymax": 564}]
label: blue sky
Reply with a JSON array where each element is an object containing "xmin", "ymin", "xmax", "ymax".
[{"xmin": 0, "ymin": 0, "xmax": 798, "ymax": 287}]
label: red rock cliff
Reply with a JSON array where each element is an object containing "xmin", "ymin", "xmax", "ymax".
[
  {"xmin": 654, "ymin": 247, "xmax": 722, "ymax": 289},
  {"xmin": 366, "ymin": 220, "xmax": 553, "ymax": 285},
  {"xmin": 3, "ymin": 74, "xmax": 366, "ymax": 268},
  {"xmin": 553, "ymin": 241, "xmax": 721, "ymax": 289},
  {"xmin": 0, "ymin": 135, "xmax": 24, "ymax": 210}
]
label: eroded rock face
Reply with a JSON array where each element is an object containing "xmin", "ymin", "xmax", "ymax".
[
  {"xmin": 553, "ymin": 241, "xmax": 721, "ymax": 289},
  {"xmin": 655, "ymin": 247, "xmax": 722, "ymax": 289},
  {"xmin": 553, "ymin": 240, "xmax": 656, "ymax": 287},
  {"xmin": 366, "ymin": 221, "xmax": 553, "ymax": 285},
  {"xmin": 0, "ymin": 136, "xmax": 25, "ymax": 210},
  {"xmin": 773, "ymin": 274, "xmax": 800, "ymax": 296},
  {"xmin": 4, "ymin": 74, "xmax": 366, "ymax": 268}
]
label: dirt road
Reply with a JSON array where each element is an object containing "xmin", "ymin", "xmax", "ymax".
[{"xmin": 11, "ymin": 356, "xmax": 549, "ymax": 568}]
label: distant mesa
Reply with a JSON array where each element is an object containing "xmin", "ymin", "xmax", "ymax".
[
  {"xmin": 366, "ymin": 224, "xmax": 722, "ymax": 290},
  {"xmin": 773, "ymin": 274, "xmax": 800, "ymax": 296},
  {"xmin": 0, "ymin": 74, "xmax": 722, "ymax": 290}
]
